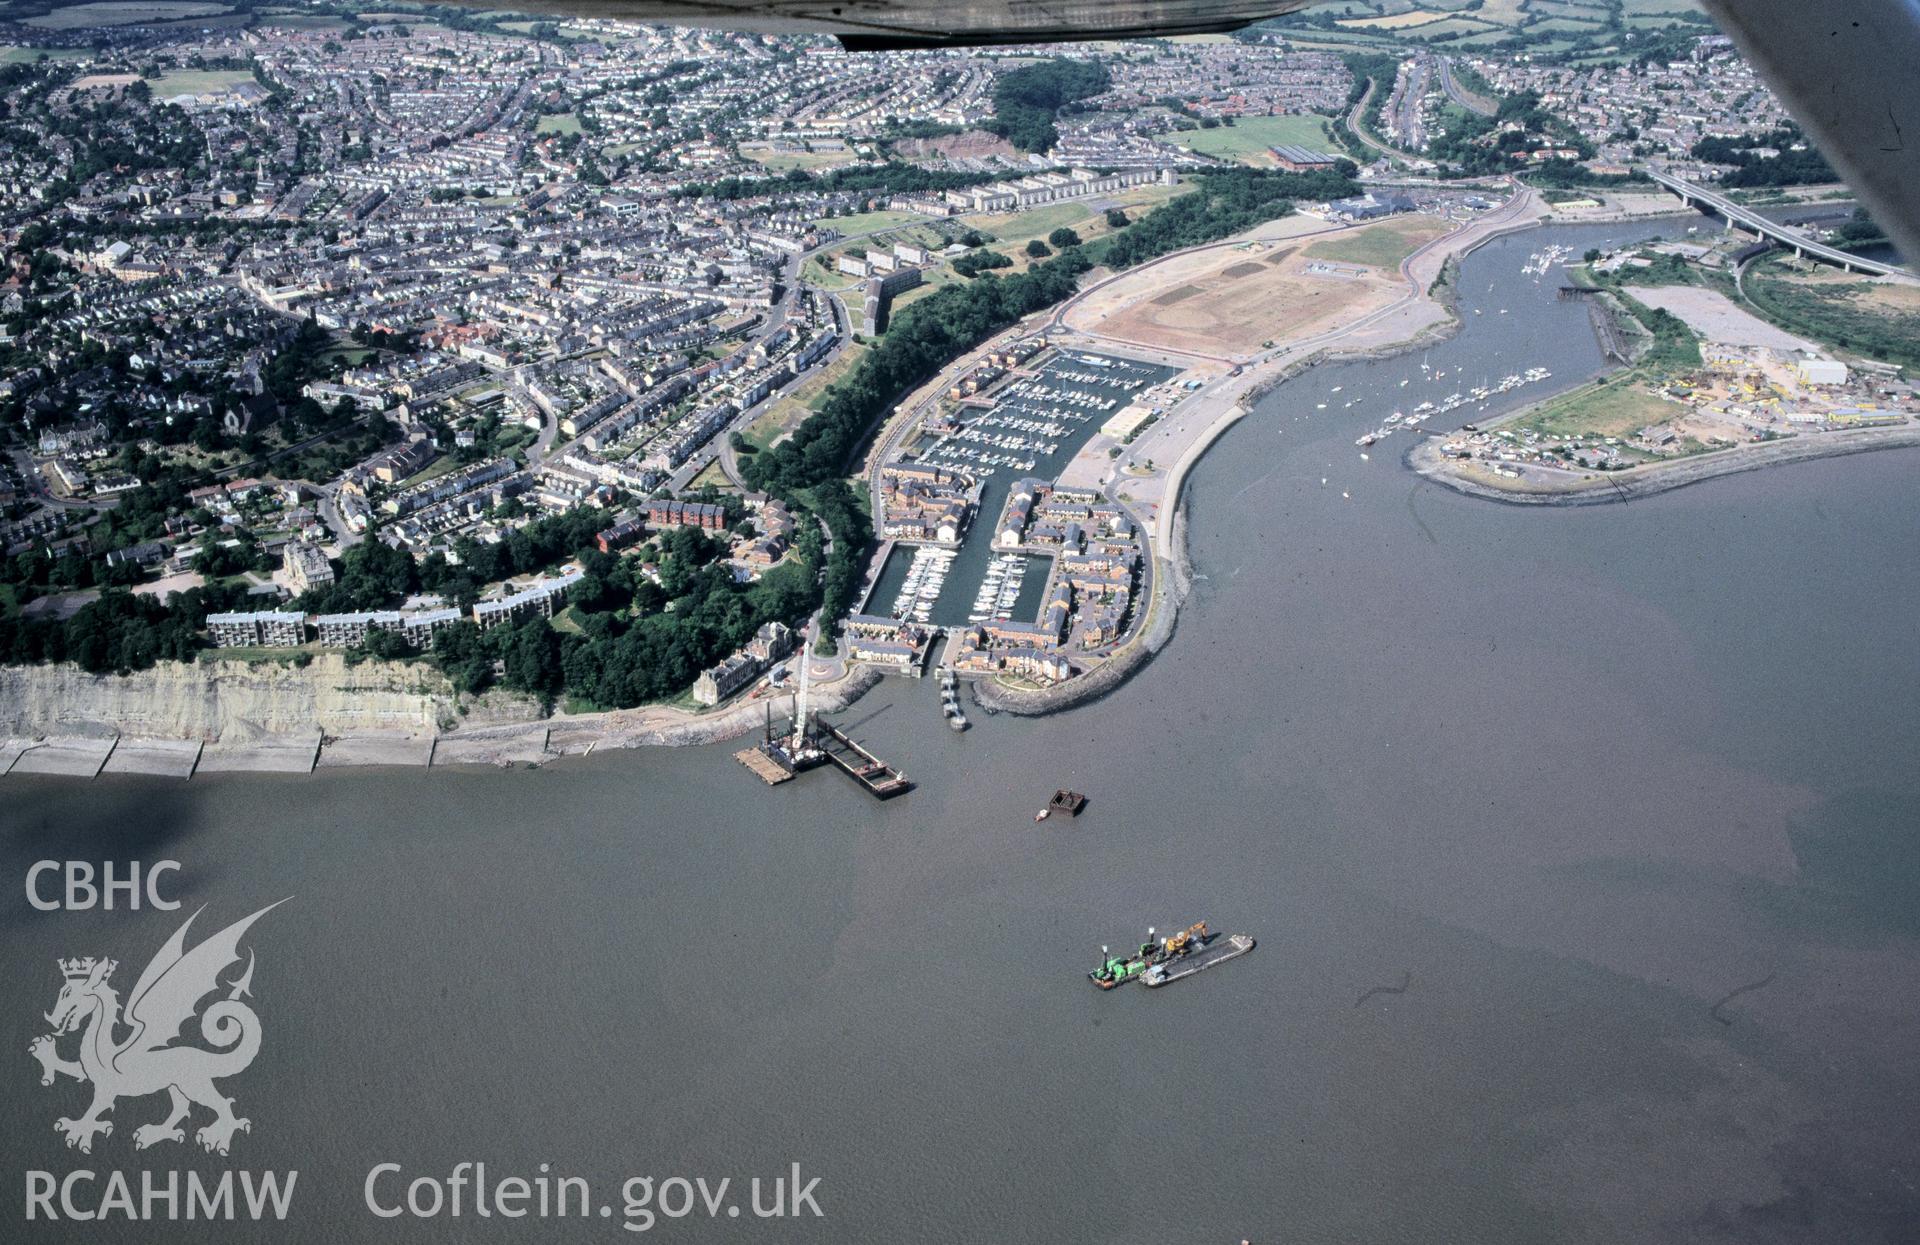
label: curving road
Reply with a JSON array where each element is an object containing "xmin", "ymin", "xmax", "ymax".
[
  {"xmin": 1646, "ymin": 169, "xmax": 1911, "ymax": 278},
  {"xmin": 1436, "ymin": 56, "xmax": 1496, "ymax": 118}
]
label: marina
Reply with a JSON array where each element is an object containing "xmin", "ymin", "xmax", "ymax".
[
  {"xmin": 1355, "ymin": 367, "xmax": 1552, "ymax": 447},
  {"xmin": 867, "ymin": 351, "xmax": 1178, "ymax": 631},
  {"xmin": 11, "ymin": 215, "xmax": 1919, "ymax": 1244}
]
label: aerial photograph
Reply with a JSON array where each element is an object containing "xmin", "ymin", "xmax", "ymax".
[{"xmin": 1, "ymin": 0, "xmax": 1916, "ymax": 1239}]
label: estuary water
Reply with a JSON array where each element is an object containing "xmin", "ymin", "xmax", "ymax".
[{"xmin": 5, "ymin": 216, "xmax": 1919, "ymax": 1244}]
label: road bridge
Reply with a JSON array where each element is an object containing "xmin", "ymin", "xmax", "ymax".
[{"xmin": 1647, "ymin": 170, "xmax": 1909, "ymax": 278}]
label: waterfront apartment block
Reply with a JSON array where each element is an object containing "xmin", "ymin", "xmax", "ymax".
[
  {"xmin": 995, "ymin": 480, "xmax": 1130, "ymax": 551},
  {"xmin": 843, "ymin": 614, "xmax": 932, "ymax": 672},
  {"xmin": 879, "ymin": 465, "xmax": 977, "ymax": 546}
]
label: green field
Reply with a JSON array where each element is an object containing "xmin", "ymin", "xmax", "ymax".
[
  {"xmin": 150, "ymin": 67, "xmax": 256, "ymax": 97},
  {"xmin": 1168, "ymin": 115, "xmax": 1337, "ymax": 165},
  {"xmin": 0, "ymin": 44, "xmax": 95, "ymax": 62},
  {"xmin": 1303, "ymin": 215, "xmax": 1450, "ymax": 269},
  {"xmin": 808, "ymin": 209, "xmax": 921, "ymax": 235},
  {"xmin": 24, "ymin": 0, "xmax": 227, "ymax": 27},
  {"xmin": 535, "ymin": 112, "xmax": 581, "ymax": 136},
  {"xmin": 748, "ymin": 148, "xmax": 860, "ymax": 172},
  {"xmin": 254, "ymin": 12, "xmax": 349, "ymax": 28},
  {"xmin": 1509, "ymin": 374, "xmax": 1676, "ymax": 441}
]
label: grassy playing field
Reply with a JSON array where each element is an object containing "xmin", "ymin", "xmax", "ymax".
[
  {"xmin": 744, "ymin": 146, "xmax": 859, "ymax": 173},
  {"xmin": 1167, "ymin": 115, "xmax": 1337, "ymax": 165},
  {"xmin": 1303, "ymin": 214, "xmax": 1453, "ymax": 269},
  {"xmin": 1509, "ymin": 375, "xmax": 1676, "ymax": 441},
  {"xmin": 535, "ymin": 113, "xmax": 581, "ymax": 136},
  {"xmin": 149, "ymin": 67, "xmax": 255, "ymax": 97},
  {"xmin": 0, "ymin": 44, "xmax": 95, "ymax": 62}
]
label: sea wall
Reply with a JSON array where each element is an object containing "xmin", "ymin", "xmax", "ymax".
[
  {"xmin": 972, "ymin": 503, "xmax": 1193, "ymax": 718},
  {"xmin": 0, "ymin": 655, "xmax": 539, "ymax": 742}
]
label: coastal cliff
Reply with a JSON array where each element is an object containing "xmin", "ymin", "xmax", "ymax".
[{"xmin": 0, "ymin": 655, "xmax": 540, "ymax": 742}]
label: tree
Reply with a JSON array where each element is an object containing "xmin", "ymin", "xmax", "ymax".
[
  {"xmin": 1047, "ymin": 227, "xmax": 1082, "ymax": 249},
  {"xmin": 984, "ymin": 60, "xmax": 1112, "ymax": 153},
  {"xmin": 1025, "ymin": 239, "xmax": 1052, "ymax": 259}
]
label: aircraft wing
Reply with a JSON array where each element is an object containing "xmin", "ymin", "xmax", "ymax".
[
  {"xmin": 442, "ymin": 0, "xmax": 1312, "ymax": 49},
  {"xmin": 1696, "ymin": 0, "xmax": 1920, "ymax": 269}
]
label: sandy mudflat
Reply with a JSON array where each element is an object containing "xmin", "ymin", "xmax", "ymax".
[
  {"xmin": 102, "ymin": 737, "xmax": 202, "ymax": 778},
  {"xmin": 318, "ymin": 734, "xmax": 434, "ymax": 769},
  {"xmin": 196, "ymin": 736, "xmax": 320, "ymax": 773},
  {"xmin": 7, "ymin": 736, "xmax": 116, "ymax": 777},
  {"xmin": 429, "ymin": 732, "xmax": 552, "ymax": 768}
]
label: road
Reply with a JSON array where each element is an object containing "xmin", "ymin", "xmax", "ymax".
[
  {"xmin": 1646, "ymin": 169, "xmax": 1911, "ymax": 278},
  {"xmin": 1385, "ymin": 56, "xmax": 1435, "ymax": 151},
  {"xmin": 1343, "ymin": 75, "xmax": 1418, "ymax": 163},
  {"xmin": 1437, "ymin": 57, "xmax": 1496, "ymax": 118}
]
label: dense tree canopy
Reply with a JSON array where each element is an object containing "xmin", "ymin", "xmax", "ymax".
[
  {"xmin": 1691, "ymin": 127, "xmax": 1837, "ymax": 188},
  {"xmin": 985, "ymin": 60, "xmax": 1112, "ymax": 153}
]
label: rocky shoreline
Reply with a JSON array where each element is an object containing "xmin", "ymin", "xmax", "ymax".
[{"xmin": 0, "ymin": 655, "xmax": 883, "ymax": 777}]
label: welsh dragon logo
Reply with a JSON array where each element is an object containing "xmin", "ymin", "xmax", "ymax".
[{"xmin": 28, "ymin": 900, "xmax": 287, "ymax": 1156}]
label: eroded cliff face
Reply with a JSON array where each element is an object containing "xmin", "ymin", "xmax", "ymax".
[{"xmin": 0, "ymin": 656, "xmax": 540, "ymax": 741}]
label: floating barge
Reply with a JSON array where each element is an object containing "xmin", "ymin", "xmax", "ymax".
[
  {"xmin": 733, "ymin": 745, "xmax": 796, "ymax": 786},
  {"xmin": 1143, "ymin": 934, "xmax": 1255, "ymax": 986},
  {"xmin": 732, "ymin": 625, "xmax": 908, "ymax": 800},
  {"xmin": 735, "ymin": 703, "xmax": 909, "ymax": 800},
  {"xmin": 1089, "ymin": 921, "xmax": 1255, "ymax": 990},
  {"xmin": 813, "ymin": 718, "xmax": 912, "ymax": 799},
  {"xmin": 1035, "ymin": 789, "xmax": 1086, "ymax": 822}
]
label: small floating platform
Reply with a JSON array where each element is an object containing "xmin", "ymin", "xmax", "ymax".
[
  {"xmin": 735, "ymin": 747, "xmax": 795, "ymax": 785},
  {"xmin": 1049, "ymin": 790, "xmax": 1086, "ymax": 816}
]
